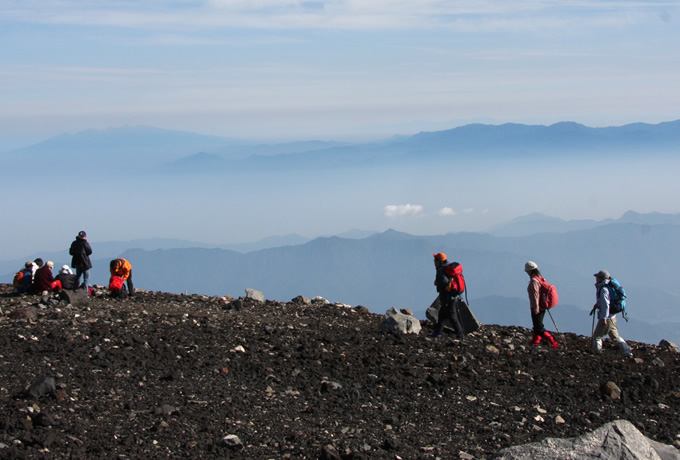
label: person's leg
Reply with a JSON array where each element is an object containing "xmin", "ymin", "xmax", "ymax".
[
  {"xmin": 592, "ymin": 319, "xmax": 610, "ymax": 353},
  {"xmin": 449, "ymin": 296, "xmax": 465, "ymax": 339},
  {"xmin": 530, "ymin": 310, "xmax": 546, "ymax": 344},
  {"xmin": 432, "ymin": 295, "xmax": 452, "ymax": 336},
  {"xmin": 607, "ymin": 317, "xmax": 632, "ymax": 357},
  {"xmin": 126, "ymin": 270, "xmax": 134, "ymax": 295},
  {"xmin": 83, "ymin": 269, "xmax": 90, "ymax": 295}
]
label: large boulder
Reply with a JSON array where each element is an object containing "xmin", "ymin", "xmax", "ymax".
[
  {"xmin": 492, "ymin": 419, "xmax": 680, "ymax": 459},
  {"xmin": 244, "ymin": 288, "xmax": 265, "ymax": 303},
  {"xmin": 60, "ymin": 289, "xmax": 90, "ymax": 307},
  {"xmin": 379, "ymin": 307, "xmax": 421, "ymax": 334}
]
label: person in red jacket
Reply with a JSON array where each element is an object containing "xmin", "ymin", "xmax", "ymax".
[
  {"xmin": 110, "ymin": 258, "xmax": 134, "ymax": 296},
  {"xmin": 525, "ymin": 261, "xmax": 559, "ymax": 348}
]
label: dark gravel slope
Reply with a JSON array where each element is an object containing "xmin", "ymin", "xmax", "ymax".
[{"xmin": 1, "ymin": 284, "xmax": 678, "ymax": 459}]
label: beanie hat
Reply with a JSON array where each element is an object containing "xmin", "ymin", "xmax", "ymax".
[
  {"xmin": 524, "ymin": 261, "xmax": 538, "ymax": 272},
  {"xmin": 78, "ymin": 230, "xmax": 87, "ymax": 238},
  {"xmin": 433, "ymin": 252, "xmax": 447, "ymax": 262},
  {"xmin": 594, "ymin": 270, "xmax": 611, "ymax": 280}
]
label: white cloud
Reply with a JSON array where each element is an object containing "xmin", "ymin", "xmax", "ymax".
[
  {"xmin": 463, "ymin": 208, "xmax": 475, "ymax": 214},
  {"xmin": 384, "ymin": 203, "xmax": 423, "ymax": 218},
  {"xmin": 438, "ymin": 207, "xmax": 456, "ymax": 216}
]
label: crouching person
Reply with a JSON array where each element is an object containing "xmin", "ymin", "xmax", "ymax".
[{"xmin": 110, "ymin": 258, "xmax": 134, "ymax": 297}]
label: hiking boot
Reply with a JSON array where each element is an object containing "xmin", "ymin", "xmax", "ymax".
[
  {"xmin": 617, "ymin": 340, "xmax": 632, "ymax": 357},
  {"xmin": 529, "ymin": 333, "xmax": 542, "ymax": 345},
  {"xmin": 543, "ymin": 331, "xmax": 559, "ymax": 348}
]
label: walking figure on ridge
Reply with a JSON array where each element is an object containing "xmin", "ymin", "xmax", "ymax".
[
  {"xmin": 591, "ymin": 270, "xmax": 632, "ymax": 357},
  {"xmin": 524, "ymin": 261, "xmax": 559, "ymax": 348},
  {"xmin": 431, "ymin": 252, "xmax": 465, "ymax": 339}
]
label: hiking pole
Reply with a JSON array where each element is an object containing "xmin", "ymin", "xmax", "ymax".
[
  {"xmin": 547, "ymin": 310, "xmax": 561, "ymax": 334},
  {"xmin": 547, "ymin": 310, "xmax": 566, "ymax": 348},
  {"xmin": 589, "ymin": 305, "xmax": 598, "ymax": 338}
]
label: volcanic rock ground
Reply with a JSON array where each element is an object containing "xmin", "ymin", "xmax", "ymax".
[{"xmin": 0, "ymin": 283, "xmax": 679, "ymax": 459}]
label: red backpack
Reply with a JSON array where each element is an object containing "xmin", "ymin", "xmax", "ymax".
[
  {"xmin": 536, "ymin": 276, "xmax": 559, "ymax": 310},
  {"xmin": 444, "ymin": 262, "xmax": 466, "ymax": 295},
  {"xmin": 109, "ymin": 275, "xmax": 124, "ymax": 291}
]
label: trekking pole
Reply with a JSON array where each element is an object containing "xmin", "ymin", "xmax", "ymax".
[
  {"xmin": 547, "ymin": 309, "xmax": 566, "ymax": 348},
  {"xmin": 591, "ymin": 312, "xmax": 595, "ymax": 338},
  {"xmin": 547, "ymin": 310, "xmax": 561, "ymax": 334}
]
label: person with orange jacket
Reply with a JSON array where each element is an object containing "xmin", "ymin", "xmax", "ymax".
[{"xmin": 110, "ymin": 258, "xmax": 134, "ymax": 296}]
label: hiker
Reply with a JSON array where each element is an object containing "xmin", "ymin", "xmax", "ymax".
[
  {"xmin": 110, "ymin": 258, "xmax": 134, "ymax": 296},
  {"xmin": 591, "ymin": 270, "xmax": 632, "ymax": 357},
  {"xmin": 33, "ymin": 261, "xmax": 61, "ymax": 292},
  {"xmin": 70, "ymin": 230, "xmax": 93, "ymax": 294},
  {"xmin": 524, "ymin": 261, "xmax": 559, "ymax": 348},
  {"xmin": 431, "ymin": 252, "xmax": 464, "ymax": 338},
  {"xmin": 12, "ymin": 261, "xmax": 35, "ymax": 294},
  {"xmin": 56, "ymin": 265, "xmax": 78, "ymax": 291}
]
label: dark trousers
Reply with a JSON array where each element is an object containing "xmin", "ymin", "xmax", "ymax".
[
  {"xmin": 434, "ymin": 293, "xmax": 465, "ymax": 338},
  {"xmin": 531, "ymin": 309, "xmax": 546, "ymax": 335},
  {"xmin": 124, "ymin": 270, "xmax": 134, "ymax": 295}
]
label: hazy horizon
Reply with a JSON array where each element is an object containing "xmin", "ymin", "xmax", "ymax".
[
  {"xmin": 2, "ymin": 1, "xmax": 680, "ymax": 148},
  {"xmin": 3, "ymin": 1, "xmax": 680, "ymax": 260}
]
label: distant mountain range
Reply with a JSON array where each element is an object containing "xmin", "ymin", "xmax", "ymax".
[
  {"xmin": 3, "ymin": 120, "xmax": 679, "ymax": 175},
  {"xmin": 4, "ymin": 211, "xmax": 679, "ymax": 346}
]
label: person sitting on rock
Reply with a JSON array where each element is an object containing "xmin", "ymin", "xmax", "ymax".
[
  {"xmin": 110, "ymin": 258, "xmax": 134, "ymax": 296},
  {"xmin": 13, "ymin": 261, "xmax": 35, "ymax": 294},
  {"xmin": 56, "ymin": 265, "xmax": 78, "ymax": 291},
  {"xmin": 33, "ymin": 261, "xmax": 61, "ymax": 292}
]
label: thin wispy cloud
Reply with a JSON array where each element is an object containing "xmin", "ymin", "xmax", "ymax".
[
  {"xmin": 2, "ymin": 1, "xmax": 673, "ymax": 31},
  {"xmin": 385, "ymin": 204, "xmax": 423, "ymax": 218}
]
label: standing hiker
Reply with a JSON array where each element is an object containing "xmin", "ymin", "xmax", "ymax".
[
  {"xmin": 591, "ymin": 270, "xmax": 632, "ymax": 357},
  {"xmin": 431, "ymin": 252, "xmax": 464, "ymax": 339},
  {"xmin": 70, "ymin": 230, "xmax": 92, "ymax": 295},
  {"xmin": 524, "ymin": 261, "xmax": 559, "ymax": 348}
]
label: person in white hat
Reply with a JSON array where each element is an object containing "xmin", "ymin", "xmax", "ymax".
[
  {"xmin": 591, "ymin": 270, "xmax": 632, "ymax": 357},
  {"xmin": 524, "ymin": 261, "xmax": 559, "ymax": 348}
]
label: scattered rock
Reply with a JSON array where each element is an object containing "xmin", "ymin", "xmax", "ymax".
[
  {"xmin": 601, "ymin": 381, "xmax": 622, "ymax": 399},
  {"xmin": 26, "ymin": 375, "xmax": 56, "ymax": 399},
  {"xmin": 379, "ymin": 307, "xmax": 422, "ymax": 334},
  {"xmin": 659, "ymin": 340, "xmax": 679, "ymax": 352},
  {"xmin": 220, "ymin": 434, "xmax": 243, "ymax": 450},
  {"xmin": 9, "ymin": 306, "xmax": 38, "ymax": 321},
  {"xmin": 245, "ymin": 288, "xmax": 265, "ymax": 303},
  {"xmin": 491, "ymin": 419, "xmax": 680, "ymax": 459}
]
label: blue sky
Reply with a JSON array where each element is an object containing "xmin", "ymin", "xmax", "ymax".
[{"xmin": 2, "ymin": 0, "xmax": 680, "ymax": 149}]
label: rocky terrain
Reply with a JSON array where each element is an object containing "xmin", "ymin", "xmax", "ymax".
[{"xmin": 0, "ymin": 283, "xmax": 679, "ymax": 459}]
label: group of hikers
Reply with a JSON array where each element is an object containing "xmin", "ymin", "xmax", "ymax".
[
  {"xmin": 431, "ymin": 252, "xmax": 633, "ymax": 358},
  {"xmin": 12, "ymin": 230, "xmax": 135, "ymax": 299}
]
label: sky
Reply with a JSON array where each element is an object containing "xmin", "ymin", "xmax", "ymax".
[
  {"xmin": 2, "ymin": 0, "xmax": 680, "ymax": 149},
  {"xmin": 1, "ymin": 1, "xmax": 680, "ymax": 261}
]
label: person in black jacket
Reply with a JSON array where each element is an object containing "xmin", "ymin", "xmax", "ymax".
[
  {"xmin": 56, "ymin": 265, "xmax": 78, "ymax": 290},
  {"xmin": 431, "ymin": 252, "xmax": 464, "ymax": 339},
  {"xmin": 69, "ymin": 230, "xmax": 92, "ymax": 294}
]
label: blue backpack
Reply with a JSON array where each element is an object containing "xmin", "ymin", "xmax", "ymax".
[{"xmin": 607, "ymin": 279, "xmax": 628, "ymax": 321}]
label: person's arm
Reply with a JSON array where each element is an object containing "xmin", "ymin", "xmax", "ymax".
[
  {"xmin": 528, "ymin": 278, "xmax": 540, "ymax": 314},
  {"xmin": 597, "ymin": 285, "xmax": 610, "ymax": 320}
]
